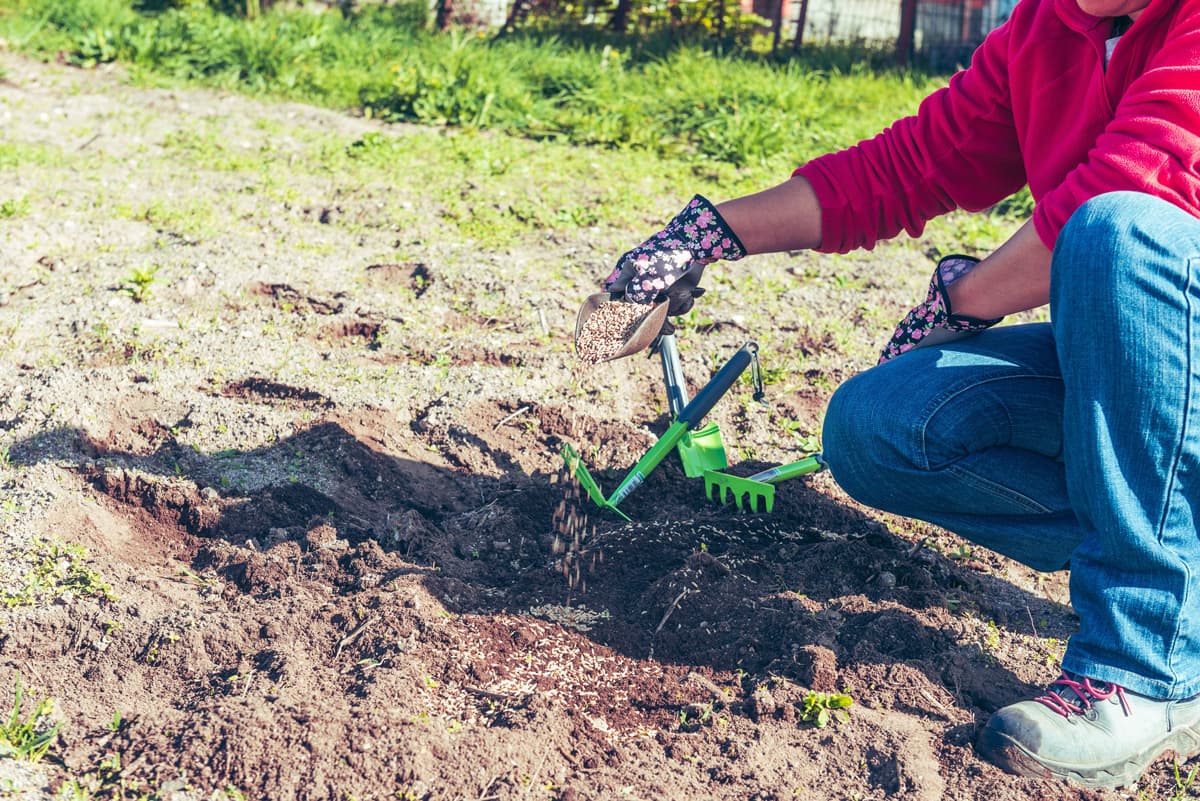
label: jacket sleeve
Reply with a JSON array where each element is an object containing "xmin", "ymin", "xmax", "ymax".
[
  {"xmin": 1033, "ymin": 5, "xmax": 1200, "ymax": 248},
  {"xmin": 795, "ymin": 21, "xmax": 1027, "ymax": 253}
]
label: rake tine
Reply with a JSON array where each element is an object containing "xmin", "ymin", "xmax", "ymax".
[
  {"xmin": 706, "ymin": 455, "xmax": 825, "ymax": 513},
  {"xmin": 703, "ymin": 470, "xmax": 776, "ymax": 513}
]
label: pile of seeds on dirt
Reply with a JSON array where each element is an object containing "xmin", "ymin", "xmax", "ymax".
[{"xmin": 576, "ymin": 301, "xmax": 648, "ymax": 364}]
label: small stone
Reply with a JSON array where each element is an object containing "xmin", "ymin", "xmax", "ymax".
[
  {"xmin": 305, "ymin": 523, "xmax": 338, "ymax": 549},
  {"xmin": 750, "ymin": 686, "xmax": 776, "ymax": 721}
]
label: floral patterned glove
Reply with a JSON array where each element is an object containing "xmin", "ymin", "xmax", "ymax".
[
  {"xmin": 603, "ymin": 195, "xmax": 746, "ymax": 316},
  {"xmin": 878, "ymin": 255, "xmax": 1003, "ymax": 364}
]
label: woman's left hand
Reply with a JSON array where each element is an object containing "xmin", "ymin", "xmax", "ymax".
[{"xmin": 878, "ymin": 255, "xmax": 1004, "ymax": 363}]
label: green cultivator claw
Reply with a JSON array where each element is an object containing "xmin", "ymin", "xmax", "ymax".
[
  {"xmin": 563, "ymin": 342, "xmax": 760, "ymax": 518},
  {"xmin": 569, "ymin": 296, "xmax": 824, "ymax": 517},
  {"xmin": 703, "ymin": 454, "xmax": 825, "ymax": 513},
  {"xmin": 561, "ymin": 443, "xmax": 631, "ymax": 521}
]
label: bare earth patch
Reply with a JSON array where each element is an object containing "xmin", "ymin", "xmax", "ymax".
[{"xmin": 0, "ymin": 50, "xmax": 1153, "ymax": 801}]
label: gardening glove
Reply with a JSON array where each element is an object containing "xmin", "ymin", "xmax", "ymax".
[
  {"xmin": 878, "ymin": 255, "xmax": 1003, "ymax": 364},
  {"xmin": 603, "ymin": 194, "xmax": 746, "ymax": 316}
]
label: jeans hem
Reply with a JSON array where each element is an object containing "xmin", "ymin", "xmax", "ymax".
[{"xmin": 1061, "ymin": 655, "xmax": 1200, "ymax": 701}]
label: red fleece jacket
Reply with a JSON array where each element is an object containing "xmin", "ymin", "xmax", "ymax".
[{"xmin": 795, "ymin": 0, "xmax": 1200, "ymax": 253}]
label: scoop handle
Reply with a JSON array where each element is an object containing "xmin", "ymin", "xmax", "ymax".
[{"xmin": 658, "ymin": 333, "xmax": 689, "ymax": 418}]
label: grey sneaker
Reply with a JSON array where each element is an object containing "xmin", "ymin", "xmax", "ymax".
[{"xmin": 978, "ymin": 671, "xmax": 1200, "ymax": 789}]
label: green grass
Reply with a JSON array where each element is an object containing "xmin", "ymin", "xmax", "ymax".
[
  {"xmin": 2, "ymin": 538, "xmax": 117, "ymax": 609},
  {"xmin": 0, "ymin": 141, "xmax": 61, "ymax": 169},
  {"xmin": 111, "ymin": 195, "xmax": 222, "ymax": 240},
  {"xmin": 0, "ymin": 0, "xmax": 944, "ymax": 177},
  {"xmin": 0, "ymin": 676, "xmax": 59, "ymax": 763},
  {"xmin": 0, "ymin": 195, "xmax": 30, "ymax": 219},
  {"xmin": 0, "ymin": 0, "xmax": 1028, "ymax": 257}
]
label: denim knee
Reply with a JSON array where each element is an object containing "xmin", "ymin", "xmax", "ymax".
[
  {"xmin": 1054, "ymin": 192, "xmax": 1189, "ymax": 303},
  {"xmin": 1059, "ymin": 191, "xmax": 1151, "ymax": 239}
]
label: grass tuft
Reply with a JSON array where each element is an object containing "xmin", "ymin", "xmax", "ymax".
[
  {"xmin": 0, "ymin": 676, "xmax": 59, "ymax": 763},
  {"xmin": 2, "ymin": 538, "xmax": 117, "ymax": 608}
]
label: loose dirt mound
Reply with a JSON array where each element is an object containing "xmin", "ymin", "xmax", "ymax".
[
  {"xmin": 11, "ymin": 420, "xmax": 1085, "ymax": 801},
  {"xmin": 0, "ymin": 51, "xmax": 1158, "ymax": 801}
]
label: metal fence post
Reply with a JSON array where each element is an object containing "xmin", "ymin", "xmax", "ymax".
[
  {"xmin": 790, "ymin": 0, "xmax": 808, "ymax": 52},
  {"xmin": 897, "ymin": 0, "xmax": 917, "ymax": 67}
]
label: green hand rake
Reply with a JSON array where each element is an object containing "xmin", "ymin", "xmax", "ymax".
[{"xmin": 703, "ymin": 453, "xmax": 826, "ymax": 513}]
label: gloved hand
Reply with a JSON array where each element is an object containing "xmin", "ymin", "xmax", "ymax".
[
  {"xmin": 878, "ymin": 255, "xmax": 1003, "ymax": 363},
  {"xmin": 603, "ymin": 195, "xmax": 746, "ymax": 316}
]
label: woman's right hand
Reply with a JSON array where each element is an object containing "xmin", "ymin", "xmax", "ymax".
[{"xmin": 602, "ymin": 195, "xmax": 745, "ymax": 315}]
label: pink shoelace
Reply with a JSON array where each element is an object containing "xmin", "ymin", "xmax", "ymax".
[{"xmin": 1036, "ymin": 671, "xmax": 1133, "ymax": 718}]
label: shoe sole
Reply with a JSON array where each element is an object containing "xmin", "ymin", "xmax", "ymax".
[{"xmin": 979, "ymin": 723, "xmax": 1200, "ymax": 789}]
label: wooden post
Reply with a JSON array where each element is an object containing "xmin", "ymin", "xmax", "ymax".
[
  {"xmin": 771, "ymin": 0, "xmax": 784, "ymax": 53},
  {"xmin": 436, "ymin": 0, "xmax": 454, "ymax": 30},
  {"xmin": 608, "ymin": 0, "xmax": 632, "ymax": 32},
  {"xmin": 791, "ymin": 0, "xmax": 808, "ymax": 52},
  {"xmin": 897, "ymin": 0, "xmax": 917, "ymax": 68}
]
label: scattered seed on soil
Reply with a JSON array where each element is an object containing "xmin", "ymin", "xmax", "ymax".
[{"xmin": 576, "ymin": 301, "xmax": 649, "ymax": 364}]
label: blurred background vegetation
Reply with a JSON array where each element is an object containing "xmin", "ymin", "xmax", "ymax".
[{"xmin": 0, "ymin": 0, "xmax": 1034, "ymax": 218}]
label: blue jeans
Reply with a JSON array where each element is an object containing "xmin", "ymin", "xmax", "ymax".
[{"xmin": 823, "ymin": 192, "xmax": 1200, "ymax": 700}]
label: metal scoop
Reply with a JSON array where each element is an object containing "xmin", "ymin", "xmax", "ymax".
[{"xmin": 574, "ymin": 292, "xmax": 670, "ymax": 363}]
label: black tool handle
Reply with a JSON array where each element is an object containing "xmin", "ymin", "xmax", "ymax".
[{"xmin": 678, "ymin": 342, "xmax": 757, "ymax": 429}]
